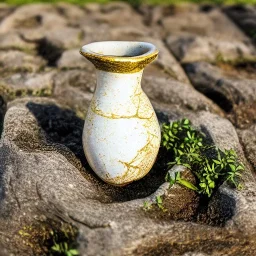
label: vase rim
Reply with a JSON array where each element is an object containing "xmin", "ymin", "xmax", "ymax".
[{"xmin": 80, "ymin": 41, "xmax": 158, "ymax": 73}]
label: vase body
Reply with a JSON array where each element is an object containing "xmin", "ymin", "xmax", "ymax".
[{"xmin": 80, "ymin": 41, "xmax": 161, "ymax": 186}]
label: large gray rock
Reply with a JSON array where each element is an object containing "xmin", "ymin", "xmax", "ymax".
[
  {"xmin": 0, "ymin": 50, "xmax": 46, "ymax": 76},
  {"xmin": 53, "ymin": 70, "xmax": 94, "ymax": 118},
  {"xmin": 57, "ymin": 48, "xmax": 91, "ymax": 70},
  {"xmin": 0, "ymin": 72, "xmax": 55, "ymax": 101},
  {"xmin": 0, "ymin": 32, "xmax": 37, "ymax": 52},
  {"xmin": 0, "ymin": 97, "xmax": 256, "ymax": 255},
  {"xmin": 166, "ymin": 33, "xmax": 256, "ymax": 63},
  {"xmin": 0, "ymin": 4, "xmax": 67, "ymax": 33},
  {"xmin": 185, "ymin": 61, "xmax": 256, "ymax": 128},
  {"xmin": 162, "ymin": 6, "xmax": 249, "ymax": 41},
  {"xmin": 141, "ymin": 37, "xmax": 190, "ymax": 83},
  {"xmin": 0, "ymin": 4, "xmax": 14, "ymax": 22},
  {"xmin": 224, "ymin": 5, "xmax": 256, "ymax": 44},
  {"xmin": 238, "ymin": 124, "xmax": 256, "ymax": 170},
  {"xmin": 142, "ymin": 76, "xmax": 223, "ymax": 115}
]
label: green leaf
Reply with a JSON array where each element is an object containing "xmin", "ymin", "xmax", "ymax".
[
  {"xmin": 156, "ymin": 195, "xmax": 162, "ymax": 204},
  {"xmin": 213, "ymin": 159, "xmax": 220, "ymax": 164},
  {"xmin": 183, "ymin": 119, "xmax": 190, "ymax": 125},
  {"xmin": 229, "ymin": 164, "xmax": 236, "ymax": 172},
  {"xmin": 178, "ymin": 179, "xmax": 198, "ymax": 191},
  {"xmin": 69, "ymin": 249, "xmax": 79, "ymax": 255}
]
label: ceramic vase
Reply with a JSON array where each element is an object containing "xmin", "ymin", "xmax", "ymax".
[{"xmin": 80, "ymin": 41, "xmax": 161, "ymax": 186}]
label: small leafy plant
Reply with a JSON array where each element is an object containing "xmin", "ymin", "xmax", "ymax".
[
  {"xmin": 19, "ymin": 220, "xmax": 79, "ymax": 256},
  {"xmin": 155, "ymin": 195, "xmax": 167, "ymax": 212},
  {"xmin": 162, "ymin": 119, "xmax": 244, "ymax": 197},
  {"xmin": 50, "ymin": 229, "xmax": 79, "ymax": 256}
]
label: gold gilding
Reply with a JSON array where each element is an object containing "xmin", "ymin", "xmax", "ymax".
[{"xmin": 80, "ymin": 50, "xmax": 158, "ymax": 73}]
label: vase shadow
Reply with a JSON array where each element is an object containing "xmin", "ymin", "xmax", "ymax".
[{"xmin": 26, "ymin": 102, "xmax": 169, "ymax": 202}]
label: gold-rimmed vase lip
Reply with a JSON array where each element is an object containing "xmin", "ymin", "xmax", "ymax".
[{"xmin": 80, "ymin": 41, "xmax": 159, "ymax": 73}]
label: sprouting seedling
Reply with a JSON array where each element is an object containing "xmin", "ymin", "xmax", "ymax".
[
  {"xmin": 143, "ymin": 201, "xmax": 152, "ymax": 211},
  {"xmin": 155, "ymin": 195, "xmax": 167, "ymax": 212}
]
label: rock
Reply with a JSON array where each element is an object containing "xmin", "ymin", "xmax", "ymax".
[
  {"xmin": 162, "ymin": 7, "xmax": 249, "ymax": 41},
  {"xmin": 237, "ymin": 124, "xmax": 256, "ymax": 170},
  {"xmin": 57, "ymin": 48, "xmax": 92, "ymax": 70},
  {"xmin": 0, "ymin": 50, "xmax": 46, "ymax": 75},
  {"xmin": 56, "ymin": 2, "xmax": 86, "ymax": 25},
  {"xmin": 97, "ymin": 2, "xmax": 145, "ymax": 28},
  {"xmin": 53, "ymin": 70, "xmax": 95, "ymax": 118},
  {"xmin": 166, "ymin": 33, "xmax": 256, "ymax": 63},
  {"xmin": 0, "ymin": 72, "xmax": 55, "ymax": 101},
  {"xmin": 0, "ymin": 4, "xmax": 67, "ymax": 33},
  {"xmin": 141, "ymin": 37, "xmax": 190, "ymax": 83},
  {"xmin": 0, "ymin": 31, "xmax": 36, "ymax": 52},
  {"xmin": 142, "ymin": 76, "xmax": 223, "ymax": 115},
  {"xmin": 0, "ymin": 4, "xmax": 14, "ymax": 22},
  {"xmin": 0, "ymin": 96, "xmax": 256, "ymax": 255},
  {"xmin": 224, "ymin": 5, "xmax": 256, "ymax": 44},
  {"xmin": 184, "ymin": 62, "xmax": 256, "ymax": 127},
  {"xmin": 43, "ymin": 27, "xmax": 83, "ymax": 50}
]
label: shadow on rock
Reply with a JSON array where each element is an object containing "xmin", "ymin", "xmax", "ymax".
[
  {"xmin": 0, "ymin": 96, "xmax": 7, "ymax": 139},
  {"xmin": 196, "ymin": 190, "xmax": 236, "ymax": 227},
  {"xmin": 26, "ymin": 102, "xmax": 170, "ymax": 202}
]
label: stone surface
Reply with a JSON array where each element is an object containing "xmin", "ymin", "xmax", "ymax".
[
  {"xmin": 0, "ymin": 31, "xmax": 37, "ymax": 52},
  {"xmin": 0, "ymin": 4, "xmax": 67, "ymax": 33},
  {"xmin": 57, "ymin": 48, "xmax": 91, "ymax": 69},
  {"xmin": 184, "ymin": 61, "xmax": 256, "ymax": 128},
  {"xmin": 0, "ymin": 2, "xmax": 256, "ymax": 256},
  {"xmin": 53, "ymin": 69, "xmax": 94, "ymax": 118},
  {"xmin": 166, "ymin": 33, "xmax": 256, "ymax": 63},
  {"xmin": 224, "ymin": 5, "xmax": 256, "ymax": 44},
  {"xmin": 238, "ymin": 124, "xmax": 256, "ymax": 170},
  {"xmin": 0, "ymin": 72, "xmax": 55, "ymax": 101},
  {"xmin": 0, "ymin": 50, "xmax": 46, "ymax": 75},
  {"xmin": 142, "ymin": 76, "xmax": 223, "ymax": 115},
  {"xmin": 162, "ymin": 6, "xmax": 249, "ymax": 41},
  {"xmin": 141, "ymin": 37, "xmax": 190, "ymax": 83},
  {"xmin": 0, "ymin": 98, "xmax": 256, "ymax": 256}
]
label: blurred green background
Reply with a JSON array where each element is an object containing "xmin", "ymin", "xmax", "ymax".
[{"xmin": 2, "ymin": 0, "xmax": 256, "ymax": 6}]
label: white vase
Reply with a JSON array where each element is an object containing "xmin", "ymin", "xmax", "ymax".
[{"xmin": 80, "ymin": 41, "xmax": 161, "ymax": 186}]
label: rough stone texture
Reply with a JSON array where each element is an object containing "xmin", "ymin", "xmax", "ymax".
[
  {"xmin": 1, "ymin": 98, "xmax": 256, "ymax": 256},
  {"xmin": 0, "ymin": 2, "xmax": 256, "ymax": 256},
  {"xmin": 0, "ymin": 72, "xmax": 55, "ymax": 101},
  {"xmin": 0, "ymin": 31, "xmax": 37, "ymax": 52},
  {"xmin": 238, "ymin": 124, "xmax": 256, "ymax": 170},
  {"xmin": 142, "ymin": 76, "xmax": 223, "ymax": 115},
  {"xmin": 184, "ymin": 61, "xmax": 256, "ymax": 128},
  {"xmin": 57, "ymin": 48, "xmax": 91, "ymax": 70},
  {"xmin": 224, "ymin": 5, "xmax": 256, "ymax": 44},
  {"xmin": 162, "ymin": 6, "xmax": 249, "ymax": 41},
  {"xmin": 0, "ymin": 50, "xmax": 46, "ymax": 75},
  {"xmin": 166, "ymin": 34, "xmax": 256, "ymax": 63},
  {"xmin": 162, "ymin": 5, "xmax": 256, "ymax": 63},
  {"xmin": 0, "ymin": 4, "xmax": 67, "ymax": 33}
]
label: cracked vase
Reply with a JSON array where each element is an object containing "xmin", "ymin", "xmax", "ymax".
[{"xmin": 80, "ymin": 41, "xmax": 161, "ymax": 186}]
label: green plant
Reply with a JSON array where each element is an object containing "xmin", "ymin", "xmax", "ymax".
[
  {"xmin": 155, "ymin": 195, "xmax": 167, "ymax": 212},
  {"xmin": 50, "ymin": 229, "xmax": 79, "ymax": 256},
  {"xmin": 143, "ymin": 201, "xmax": 152, "ymax": 211},
  {"xmin": 18, "ymin": 221, "xmax": 79, "ymax": 256},
  {"xmin": 162, "ymin": 119, "xmax": 244, "ymax": 197}
]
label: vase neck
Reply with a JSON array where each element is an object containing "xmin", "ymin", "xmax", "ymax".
[{"xmin": 95, "ymin": 70, "xmax": 143, "ymax": 97}]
